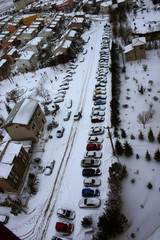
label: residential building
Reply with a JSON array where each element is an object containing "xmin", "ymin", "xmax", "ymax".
[
  {"xmin": 124, "ymin": 37, "xmax": 146, "ymax": 61},
  {"xmin": 38, "ymin": 28, "xmax": 53, "ymax": 43},
  {"xmin": 100, "ymin": 1, "xmax": 112, "ymax": 13},
  {"xmin": 0, "ymin": 59, "xmax": 10, "ymax": 80},
  {"xmin": 1, "ymin": 98, "xmax": 46, "ymax": 142},
  {"xmin": 2, "ymin": 47, "xmax": 19, "ymax": 64},
  {"xmin": 56, "ymin": 0, "xmax": 74, "ymax": 11},
  {"xmin": 16, "ymin": 51, "xmax": 37, "ymax": 72},
  {"xmin": 20, "ymin": 27, "xmax": 37, "ymax": 45},
  {"xmin": 25, "ymin": 37, "xmax": 44, "ymax": 53},
  {"xmin": 68, "ymin": 16, "xmax": 85, "ymax": 30},
  {"xmin": 0, "ymin": 140, "xmax": 31, "ymax": 194},
  {"xmin": 13, "ymin": 0, "xmax": 35, "ymax": 11},
  {"xmin": 22, "ymin": 14, "xmax": 42, "ymax": 27}
]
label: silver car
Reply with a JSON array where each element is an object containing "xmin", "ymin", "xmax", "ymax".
[
  {"xmin": 81, "ymin": 159, "xmax": 101, "ymax": 167},
  {"xmin": 84, "ymin": 151, "xmax": 102, "ymax": 159},
  {"xmin": 83, "ymin": 178, "xmax": 101, "ymax": 187},
  {"xmin": 79, "ymin": 198, "xmax": 101, "ymax": 208}
]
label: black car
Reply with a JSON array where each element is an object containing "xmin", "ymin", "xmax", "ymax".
[{"xmin": 82, "ymin": 168, "xmax": 101, "ymax": 177}]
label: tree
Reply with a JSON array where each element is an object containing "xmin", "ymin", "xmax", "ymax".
[
  {"xmin": 145, "ymin": 150, "xmax": 151, "ymax": 161},
  {"xmin": 157, "ymin": 132, "xmax": 160, "ymax": 143},
  {"xmin": 148, "ymin": 128, "xmax": 155, "ymax": 142},
  {"xmin": 137, "ymin": 111, "xmax": 152, "ymax": 129},
  {"xmin": 120, "ymin": 128, "xmax": 127, "ymax": 138},
  {"xmin": 138, "ymin": 130, "xmax": 144, "ymax": 140},
  {"xmin": 115, "ymin": 139, "xmax": 124, "ymax": 156},
  {"xmin": 154, "ymin": 149, "xmax": 160, "ymax": 162},
  {"xmin": 81, "ymin": 216, "xmax": 92, "ymax": 228},
  {"xmin": 123, "ymin": 141, "xmax": 133, "ymax": 157},
  {"xmin": 138, "ymin": 85, "xmax": 146, "ymax": 95},
  {"xmin": 143, "ymin": 64, "xmax": 148, "ymax": 71}
]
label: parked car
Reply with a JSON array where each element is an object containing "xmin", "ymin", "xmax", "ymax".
[
  {"xmin": 94, "ymin": 99, "xmax": 106, "ymax": 105},
  {"xmin": 93, "ymin": 95, "xmax": 107, "ymax": 101},
  {"xmin": 55, "ymin": 222, "xmax": 74, "ymax": 234},
  {"xmin": 60, "ymin": 82, "xmax": 69, "ymax": 87},
  {"xmin": 54, "ymin": 94, "xmax": 65, "ymax": 99},
  {"xmin": 62, "ymin": 78, "xmax": 73, "ymax": 82},
  {"xmin": 94, "ymin": 90, "xmax": 106, "ymax": 95},
  {"xmin": 45, "ymin": 160, "xmax": 55, "ymax": 175},
  {"xmin": 58, "ymin": 86, "xmax": 69, "ymax": 91},
  {"xmin": 64, "ymin": 74, "xmax": 72, "ymax": 79},
  {"xmin": 92, "ymin": 111, "xmax": 105, "ymax": 117},
  {"xmin": 56, "ymin": 91, "xmax": 66, "ymax": 95},
  {"xmin": 84, "ymin": 151, "xmax": 102, "ymax": 158},
  {"xmin": 52, "ymin": 237, "xmax": 72, "ymax": 240},
  {"xmin": 74, "ymin": 111, "xmax": 82, "ymax": 120},
  {"xmin": 65, "ymin": 99, "xmax": 72, "ymax": 109},
  {"xmin": 91, "ymin": 116, "xmax": 104, "ymax": 123},
  {"xmin": 82, "ymin": 168, "xmax": 101, "ymax": 177},
  {"xmin": 57, "ymin": 208, "xmax": 76, "ymax": 220},
  {"xmin": 63, "ymin": 111, "xmax": 71, "ymax": 121},
  {"xmin": 95, "ymin": 82, "xmax": 106, "ymax": 88},
  {"xmin": 86, "ymin": 143, "xmax": 102, "ymax": 151},
  {"xmin": 83, "ymin": 178, "xmax": 101, "ymax": 187},
  {"xmin": 82, "ymin": 188, "xmax": 100, "ymax": 197},
  {"xmin": 0, "ymin": 214, "xmax": 9, "ymax": 224},
  {"xmin": 92, "ymin": 106, "xmax": 106, "ymax": 111},
  {"xmin": 54, "ymin": 98, "xmax": 64, "ymax": 103},
  {"xmin": 89, "ymin": 126, "xmax": 104, "ymax": 135},
  {"xmin": 56, "ymin": 127, "xmax": 65, "ymax": 138},
  {"xmin": 88, "ymin": 136, "xmax": 103, "ymax": 143},
  {"xmin": 81, "ymin": 158, "xmax": 101, "ymax": 167},
  {"xmin": 79, "ymin": 198, "xmax": 101, "ymax": 208}
]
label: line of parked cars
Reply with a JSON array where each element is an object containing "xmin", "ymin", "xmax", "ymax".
[{"xmin": 79, "ymin": 24, "xmax": 110, "ymax": 210}]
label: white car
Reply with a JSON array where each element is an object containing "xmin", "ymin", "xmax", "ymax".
[
  {"xmin": 79, "ymin": 198, "xmax": 101, "ymax": 208},
  {"xmin": 92, "ymin": 106, "xmax": 106, "ymax": 111},
  {"xmin": 45, "ymin": 160, "xmax": 55, "ymax": 175},
  {"xmin": 63, "ymin": 111, "xmax": 71, "ymax": 121},
  {"xmin": 52, "ymin": 236, "xmax": 72, "ymax": 240},
  {"xmin": 74, "ymin": 111, "xmax": 82, "ymax": 120},
  {"xmin": 88, "ymin": 136, "xmax": 103, "ymax": 143},
  {"xmin": 83, "ymin": 178, "xmax": 101, "ymax": 187},
  {"xmin": 54, "ymin": 98, "xmax": 64, "ymax": 103},
  {"xmin": 57, "ymin": 208, "xmax": 76, "ymax": 220},
  {"xmin": 81, "ymin": 159, "xmax": 101, "ymax": 167},
  {"xmin": 89, "ymin": 126, "xmax": 104, "ymax": 136},
  {"xmin": 0, "ymin": 214, "xmax": 9, "ymax": 224},
  {"xmin": 84, "ymin": 151, "xmax": 102, "ymax": 159},
  {"xmin": 91, "ymin": 111, "xmax": 105, "ymax": 117},
  {"xmin": 65, "ymin": 99, "xmax": 72, "ymax": 109}
]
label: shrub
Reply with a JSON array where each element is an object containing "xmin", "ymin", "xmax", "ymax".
[
  {"xmin": 154, "ymin": 149, "xmax": 160, "ymax": 162},
  {"xmin": 136, "ymin": 154, "xmax": 139, "ymax": 159},
  {"xmin": 147, "ymin": 182, "xmax": 153, "ymax": 189},
  {"xmin": 115, "ymin": 139, "xmax": 124, "ymax": 156},
  {"xmin": 123, "ymin": 141, "xmax": 133, "ymax": 157},
  {"xmin": 130, "ymin": 134, "xmax": 135, "ymax": 140},
  {"xmin": 138, "ymin": 85, "xmax": 145, "ymax": 94},
  {"xmin": 81, "ymin": 216, "xmax": 92, "ymax": 228},
  {"xmin": 157, "ymin": 132, "xmax": 160, "ymax": 143},
  {"xmin": 148, "ymin": 128, "xmax": 154, "ymax": 142},
  {"xmin": 121, "ymin": 128, "xmax": 127, "ymax": 138},
  {"xmin": 122, "ymin": 104, "xmax": 128, "ymax": 108},
  {"xmin": 131, "ymin": 178, "xmax": 135, "ymax": 183},
  {"xmin": 145, "ymin": 150, "xmax": 151, "ymax": 161},
  {"xmin": 138, "ymin": 131, "xmax": 144, "ymax": 140}
]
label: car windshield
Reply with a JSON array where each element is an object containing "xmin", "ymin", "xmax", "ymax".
[
  {"xmin": 65, "ymin": 210, "xmax": 71, "ymax": 217},
  {"xmin": 63, "ymin": 224, "xmax": 68, "ymax": 231}
]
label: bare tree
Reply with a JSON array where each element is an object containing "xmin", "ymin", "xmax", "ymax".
[{"xmin": 137, "ymin": 111, "xmax": 152, "ymax": 129}]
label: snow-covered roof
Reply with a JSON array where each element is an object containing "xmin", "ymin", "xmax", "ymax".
[
  {"xmin": 124, "ymin": 43, "xmax": 133, "ymax": 54},
  {"xmin": 2, "ymin": 99, "xmax": 39, "ymax": 128},
  {"xmin": 62, "ymin": 40, "xmax": 72, "ymax": 49},
  {"xmin": 132, "ymin": 37, "xmax": 146, "ymax": 46},
  {"xmin": 7, "ymin": 48, "xmax": 17, "ymax": 56},
  {"xmin": 72, "ymin": 17, "xmax": 84, "ymax": 23},
  {"xmin": 0, "ymin": 163, "xmax": 13, "ymax": 179},
  {"xmin": 0, "ymin": 59, "xmax": 7, "ymax": 67},
  {"xmin": 1, "ymin": 142, "xmax": 22, "ymax": 164},
  {"xmin": 101, "ymin": 1, "xmax": 112, "ymax": 7},
  {"xmin": 68, "ymin": 30, "xmax": 76, "ymax": 38},
  {"xmin": 27, "ymin": 37, "xmax": 43, "ymax": 46},
  {"xmin": 19, "ymin": 51, "xmax": 35, "ymax": 60}
]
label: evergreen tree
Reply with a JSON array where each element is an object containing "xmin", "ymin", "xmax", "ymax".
[
  {"xmin": 154, "ymin": 149, "xmax": 160, "ymax": 162},
  {"xmin": 138, "ymin": 130, "xmax": 144, "ymax": 140},
  {"xmin": 157, "ymin": 132, "xmax": 160, "ymax": 143},
  {"xmin": 124, "ymin": 141, "xmax": 133, "ymax": 157},
  {"xmin": 148, "ymin": 128, "xmax": 155, "ymax": 142},
  {"xmin": 115, "ymin": 139, "xmax": 124, "ymax": 156},
  {"xmin": 145, "ymin": 150, "xmax": 151, "ymax": 161},
  {"xmin": 121, "ymin": 128, "xmax": 127, "ymax": 138}
]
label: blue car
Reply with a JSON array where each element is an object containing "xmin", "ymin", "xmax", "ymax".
[
  {"xmin": 82, "ymin": 188, "xmax": 100, "ymax": 197},
  {"xmin": 94, "ymin": 99, "xmax": 106, "ymax": 105}
]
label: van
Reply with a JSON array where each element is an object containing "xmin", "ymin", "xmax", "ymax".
[{"xmin": 63, "ymin": 111, "xmax": 71, "ymax": 121}]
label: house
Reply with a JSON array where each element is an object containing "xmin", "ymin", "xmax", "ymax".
[
  {"xmin": 56, "ymin": 0, "xmax": 74, "ymax": 11},
  {"xmin": 20, "ymin": 27, "xmax": 37, "ymax": 45},
  {"xmin": 53, "ymin": 39, "xmax": 72, "ymax": 63},
  {"xmin": 2, "ymin": 36, "xmax": 18, "ymax": 52},
  {"xmin": 2, "ymin": 47, "xmax": 19, "ymax": 64},
  {"xmin": 0, "ymin": 140, "xmax": 31, "ymax": 194},
  {"xmin": 124, "ymin": 37, "xmax": 146, "ymax": 62},
  {"xmin": 1, "ymin": 98, "xmax": 46, "ymax": 142},
  {"xmin": 13, "ymin": 0, "xmax": 35, "ymax": 11},
  {"xmin": 22, "ymin": 14, "xmax": 42, "ymax": 27},
  {"xmin": 100, "ymin": 1, "xmax": 112, "ymax": 13},
  {"xmin": 68, "ymin": 16, "xmax": 85, "ymax": 30},
  {"xmin": 7, "ymin": 23, "xmax": 18, "ymax": 34},
  {"xmin": 38, "ymin": 28, "xmax": 53, "ymax": 43},
  {"xmin": 25, "ymin": 37, "xmax": 44, "ymax": 53},
  {"xmin": 0, "ymin": 59, "xmax": 10, "ymax": 80},
  {"xmin": 16, "ymin": 51, "xmax": 37, "ymax": 72}
]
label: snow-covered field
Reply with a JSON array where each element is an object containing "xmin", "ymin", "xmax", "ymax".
[{"xmin": 0, "ymin": 2, "xmax": 160, "ymax": 240}]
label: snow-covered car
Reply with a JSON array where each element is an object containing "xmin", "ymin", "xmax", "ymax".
[
  {"xmin": 63, "ymin": 111, "xmax": 71, "ymax": 121},
  {"xmin": 83, "ymin": 178, "xmax": 101, "ymax": 187},
  {"xmin": 81, "ymin": 159, "xmax": 101, "ymax": 167},
  {"xmin": 57, "ymin": 208, "xmax": 76, "ymax": 220},
  {"xmin": 60, "ymin": 82, "xmax": 69, "ymax": 87},
  {"xmin": 45, "ymin": 160, "xmax": 55, "ymax": 175},
  {"xmin": 82, "ymin": 168, "xmax": 101, "ymax": 177},
  {"xmin": 65, "ymin": 99, "xmax": 72, "ymax": 109},
  {"xmin": 95, "ymin": 82, "xmax": 106, "ymax": 88},
  {"xmin": 58, "ymin": 86, "xmax": 69, "ymax": 91},
  {"xmin": 93, "ymin": 94, "xmax": 107, "ymax": 101},
  {"xmin": 94, "ymin": 90, "xmax": 106, "ymax": 95},
  {"xmin": 84, "ymin": 151, "xmax": 102, "ymax": 158},
  {"xmin": 55, "ymin": 222, "xmax": 74, "ymax": 234},
  {"xmin": 92, "ymin": 106, "xmax": 106, "ymax": 111},
  {"xmin": 56, "ymin": 91, "xmax": 66, "ymax": 95},
  {"xmin": 89, "ymin": 126, "xmax": 104, "ymax": 135},
  {"xmin": 78, "ymin": 198, "xmax": 101, "ymax": 208},
  {"xmin": 52, "ymin": 237, "xmax": 72, "ymax": 240},
  {"xmin": 91, "ymin": 111, "xmax": 105, "ymax": 117},
  {"xmin": 0, "ymin": 214, "xmax": 9, "ymax": 224},
  {"xmin": 56, "ymin": 127, "xmax": 65, "ymax": 138},
  {"xmin": 88, "ymin": 136, "xmax": 103, "ymax": 143},
  {"xmin": 91, "ymin": 116, "xmax": 104, "ymax": 123},
  {"xmin": 54, "ymin": 94, "xmax": 65, "ymax": 99},
  {"xmin": 54, "ymin": 98, "xmax": 64, "ymax": 103},
  {"xmin": 82, "ymin": 188, "xmax": 100, "ymax": 197},
  {"xmin": 74, "ymin": 111, "xmax": 82, "ymax": 120}
]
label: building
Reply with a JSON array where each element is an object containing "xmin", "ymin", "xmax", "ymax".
[
  {"xmin": 13, "ymin": 0, "xmax": 35, "ymax": 11},
  {"xmin": 0, "ymin": 59, "xmax": 10, "ymax": 80},
  {"xmin": 20, "ymin": 27, "xmax": 37, "ymax": 45},
  {"xmin": 0, "ymin": 140, "xmax": 31, "ymax": 194},
  {"xmin": 22, "ymin": 14, "xmax": 42, "ymax": 27},
  {"xmin": 2, "ymin": 47, "xmax": 19, "ymax": 64},
  {"xmin": 100, "ymin": 1, "xmax": 112, "ymax": 13},
  {"xmin": 25, "ymin": 37, "xmax": 44, "ymax": 53},
  {"xmin": 1, "ymin": 99, "xmax": 46, "ymax": 142},
  {"xmin": 68, "ymin": 16, "xmax": 85, "ymax": 30},
  {"xmin": 124, "ymin": 37, "xmax": 146, "ymax": 62},
  {"xmin": 0, "ymin": 222, "xmax": 20, "ymax": 240},
  {"xmin": 56, "ymin": 0, "xmax": 74, "ymax": 11},
  {"xmin": 16, "ymin": 51, "xmax": 37, "ymax": 72},
  {"xmin": 38, "ymin": 28, "xmax": 53, "ymax": 43}
]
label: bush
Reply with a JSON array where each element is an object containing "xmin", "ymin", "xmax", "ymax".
[
  {"xmin": 138, "ymin": 131, "xmax": 144, "ymax": 140},
  {"xmin": 157, "ymin": 132, "xmax": 160, "ymax": 143},
  {"xmin": 154, "ymin": 149, "xmax": 160, "ymax": 161},
  {"xmin": 47, "ymin": 121, "xmax": 59, "ymax": 131},
  {"xmin": 130, "ymin": 134, "xmax": 135, "ymax": 140},
  {"xmin": 81, "ymin": 216, "xmax": 92, "ymax": 228},
  {"xmin": 145, "ymin": 150, "xmax": 151, "ymax": 161},
  {"xmin": 147, "ymin": 182, "xmax": 153, "ymax": 189}
]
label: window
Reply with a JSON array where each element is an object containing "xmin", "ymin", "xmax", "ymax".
[
  {"xmin": 9, "ymin": 170, "xmax": 19, "ymax": 185},
  {"xmin": 32, "ymin": 123, "xmax": 36, "ymax": 129},
  {"xmin": 19, "ymin": 151, "xmax": 27, "ymax": 165}
]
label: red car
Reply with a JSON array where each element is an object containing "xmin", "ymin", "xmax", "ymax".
[
  {"xmin": 55, "ymin": 222, "xmax": 74, "ymax": 234},
  {"xmin": 91, "ymin": 116, "xmax": 104, "ymax": 123},
  {"xmin": 86, "ymin": 143, "xmax": 102, "ymax": 151}
]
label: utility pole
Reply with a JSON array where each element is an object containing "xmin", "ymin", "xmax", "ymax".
[{"xmin": 107, "ymin": 126, "xmax": 119, "ymax": 163}]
